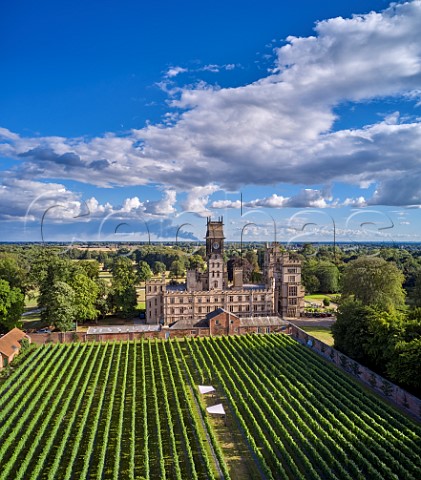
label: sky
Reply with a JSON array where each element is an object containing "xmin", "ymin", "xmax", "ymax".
[{"xmin": 1, "ymin": 0, "xmax": 421, "ymax": 245}]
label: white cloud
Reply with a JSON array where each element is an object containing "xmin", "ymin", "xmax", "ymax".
[
  {"xmin": 210, "ymin": 199, "xmax": 241, "ymax": 209},
  {"xmin": 145, "ymin": 189, "xmax": 177, "ymax": 215},
  {"xmin": 181, "ymin": 185, "xmax": 219, "ymax": 217},
  {"xmin": 1, "ymin": 1, "xmax": 421, "ymax": 208},
  {"xmin": 342, "ymin": 196, "xmax": 367, "ymax": 208},
  {"xmin": 247, "ymin": 194, "xmax": 288, "ymax": 208},
  {"xmin": 165, "ymin": 66, "xmax": 188, "ymax": 78}
]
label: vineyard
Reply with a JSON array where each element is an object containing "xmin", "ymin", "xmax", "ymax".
[{"xmin": 0, "ymin": 334, "xmax": 420, "ymax": 479}]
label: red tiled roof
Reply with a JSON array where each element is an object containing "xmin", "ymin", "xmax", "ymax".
[{"xmin": 0, "ymin": 328, "xmax": 28, "ymax": 357}]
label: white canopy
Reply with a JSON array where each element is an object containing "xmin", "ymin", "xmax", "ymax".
[
  {"xmin": 198, "ymin": 385, "xmax": 215, "ymax": 394},
  {"xmin": 206, "ymin": 403, "xmax": 225, "ymax": 415}
]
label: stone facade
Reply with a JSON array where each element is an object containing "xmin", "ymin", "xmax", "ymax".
[{"xmin": 146, "ymin": 218, "xmax": 304, "ymax": 325}]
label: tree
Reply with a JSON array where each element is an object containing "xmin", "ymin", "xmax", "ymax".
[
  {"xmin": 331, "ymin": 299, "xmax": 371, "ymax": 361},
  {"xmin": 0, "ymin": 280, "xmax": 24, "ymax": 332},
  {"xmin": 70, "ymin": 273, "xmax": 99, "ymax": 323},
  {"xmin": 112, "ymin": 257, "xmax": 137, "ymax": 285},
  {"xmin": 0, "ymin": 253, "xmax": 29, "ymax": 293},
  {"xmin": 77, "ymin": 260, "xmax": 100, "ymax": 280},
  {"xmin": 341, "ymin": 256, "xmax": 405, "ymax": 310},
  {"xmin": 153, "ymin": 261, "xmax": 166, "ymax": 275},
  {"xmin": 169, "ymin": 260, "xmax": 185, "ymax": 279},
  {"xmin": 362, "ymin": 308, "xmax": 404, "ymax": 373},
  {"xmin": 95, "ymin": 278, "xmax": 110, "ymax": 320},
  {"xmin": 44, "ymin": 281, "xmax": 76, "ymax": 332},
  {"xmin": 388, "ymin": 338, "xmax": 421, "ymax": 392},
  {"xmin": 137, "ymin": 261, "xmax": 153, "ymax": 283},
  {"xmin": 302, "ymin": 259, "xmax": 321, "ymax": 294},
  {"xmin": 188, "ymin": 255, "xmax": 205, "ymax": 271},
  {"xmin": 317, "ymin": 261, "xmax": 340, "ymax": 293},
  {"xmin": 109, "ymin": 257, "xmax": 137, "ymax": 318}
]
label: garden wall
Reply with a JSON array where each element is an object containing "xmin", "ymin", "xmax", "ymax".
[{"xmin": 290, "ymin": 324, "xmax": 421, "ymax": 422}]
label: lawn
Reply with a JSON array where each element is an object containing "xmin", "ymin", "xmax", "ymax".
[{"xmin": 300, "ymin": 326, "xmax": 334, "ymax": 346}]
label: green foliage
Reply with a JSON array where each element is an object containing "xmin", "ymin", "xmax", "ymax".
[
  {"xmin": 109, "ymin": 257, "xmax": 137, "ymax": 318},
  {"xmin": 317, "ymin": 261, "xmax": 340, "ymax": 293},
  {"xmin": 95, "ymin": 278, "xmax": 110, "ymax": 319},
  {"xmin": 341, "ymin": 256, "xmax": 405, "ymax": 310},
  {"xmin": 333, "ymin": 295, "xmax": 421, "ymax": 394},
  {"xmin": 77, "ymin": 260, "xmax": 100, "ymax": 279},
  {"xmin": 302, "ymin": 259, "xmax": 339, "ymax": 294},
  {"xmin": 137, "ymin": 261, "xmax": 153, "ymax": 282},
  {"xmin": 387, "ymin": 337, "xmax": 421, "ymax": 391},
  {"xmin": 303, "ymin": 273, "xmax": 320, "ymax": 294},
  {"xmin": 169, "ymin": 260, "xmax": 185, "ymax": 279},
  {"xmin": 187, "ymin": 254, "xmax": 205, "ymax": 271},
  {"xmin": 70, "ymin": 273, "xmax": 99, "ymax": 323},
  {"xmin": 323, "ymin": 297, "xmax": 330, "ymax": 307},
  {"xmin": 0, "ymin": 253, "xmax": 29, "ymax": 293},
  {"xmin": 0, "ymin": 279, "xmax": 25, "ymax": 332},
  {"xmin": 332, "ymin": 300, "xmax": 371, "ymax": 362},
  {"xmin": 46, "ymin": 281, "xmax": 77, "ymax": 331},
  {"xmin": 152, "ymin": 261, "xmax": 166, "ymax": 275}
]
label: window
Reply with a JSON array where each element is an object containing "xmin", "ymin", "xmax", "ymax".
[
  {"xmin": 288, "ymin": 276, "xmax": 295, "ymax": 282},
  {"xmin": 254, "ymin": 305, "xmax": 258, "ymax": 311},
  {"xmin": 289, "ymin": 298, "xmax": 297, "ymax": 305},
  {"xmin": 288, "ymin": 286, "xmax": 298, "ymax": 297},
  {"xmin": 215, "ymin": 319, "xmax": 219, "ymax": 325},
  {"xmin": 229, "ymin": 306, "xmax": 234, "ymax": 312},
  {"xmin": 170, "ymin": 298, "xmax": 175, "ymax": 304},
  {"xmin": 229, "ymin": 296, "xmax": 234, "ymax": 302},
  {"xmin": 287, "ymin": 268, "xmax": 297, "ymax": 274}
]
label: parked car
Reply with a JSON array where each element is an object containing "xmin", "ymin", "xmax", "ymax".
[{"xmin": 36, "ymin": 328, "xmax": 51, "ymax": 334}]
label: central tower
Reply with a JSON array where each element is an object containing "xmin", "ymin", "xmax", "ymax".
[{"xmin": 206, "ymin": 217, "xmax": 226, "ymax": 290}]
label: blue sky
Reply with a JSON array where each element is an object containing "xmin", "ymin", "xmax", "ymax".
[{"xmin": 1, "ymin": 0, "xmax": 421, "ymax": 243}]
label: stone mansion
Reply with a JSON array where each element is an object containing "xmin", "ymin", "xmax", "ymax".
[{"xmin": 146, "ymin": 218, "xmax": 304, "ymax": 325}]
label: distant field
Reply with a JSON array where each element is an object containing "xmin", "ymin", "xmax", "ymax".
[{"xmin": 0, "ymin": 335, "xmax": 419, "ymax": 479}]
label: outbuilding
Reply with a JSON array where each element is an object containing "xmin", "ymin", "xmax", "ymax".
[{"xmin": 0, "ymin": 328, "xmax": 31, "ymax": 369}]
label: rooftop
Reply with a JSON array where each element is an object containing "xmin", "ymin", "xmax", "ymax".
[
  {"xmin": 0, "ymin": 328, "xmax": 28, "ymax": 357},
  {"xmin": 87, "ymin": 325, "xmax": 161, "ymax": 335}
]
